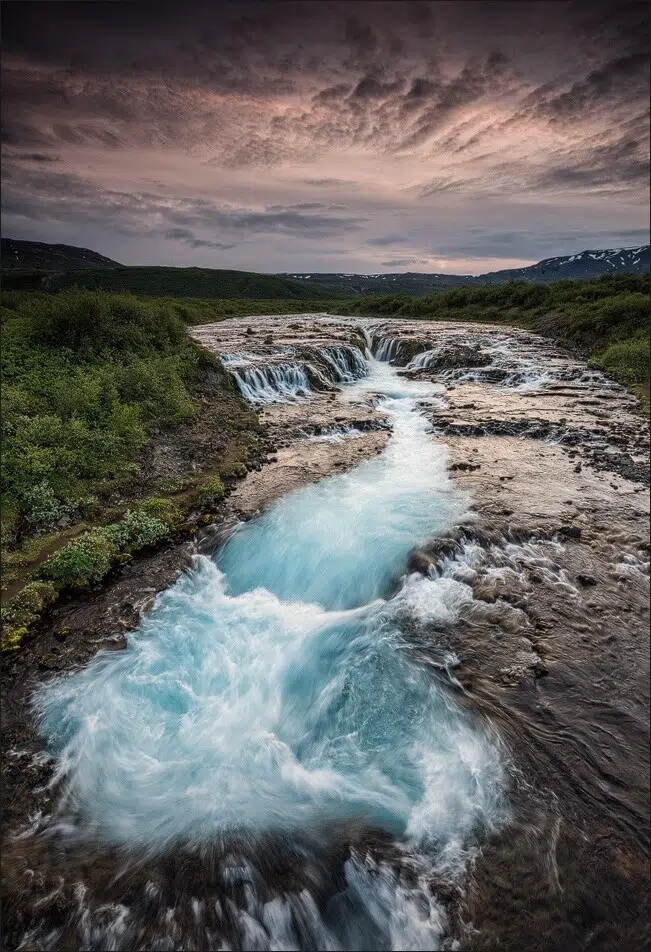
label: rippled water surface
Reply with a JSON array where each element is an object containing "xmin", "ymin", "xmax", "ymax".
[{"xmin": 34, "ymin": 358, "xmax": 509, "ymax": 949}]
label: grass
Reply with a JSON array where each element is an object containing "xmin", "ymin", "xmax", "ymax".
[
  {"xmin": 0, "ymin": 289, "xmax": 264, "ymax": 647},
  {"xmin": 1, "ymin": 276, "xmax": 648, "ymax": 648},
  {"xmin": 1, "ymin": 266, "xmax": 348, "ymax": 300},
  {"xmin": 336, "ymin": 274, "xmax": 650, "ymax": 407}
]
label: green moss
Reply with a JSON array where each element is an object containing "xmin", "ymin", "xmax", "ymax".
[
  {"xmin": 195, "ymin": 476, "xmax": 226, "ymax": 509},
  {"xmin": 1, "ymin": 625, "xmax": 29, "ymax": 652},
  {"xmin": 1, "ymin": 581, "xmax": 58, "ymax": 652},
  {"xmin": 219, "ymin": 460, "xmax": 248, "ymax": 479},
  {"xmin": 136, "ymin": 496, "xmax": 184, "ymax": 529},
  {"xmin": 2, "ymin": 580, "xmax": 58, "ymax": 625}
]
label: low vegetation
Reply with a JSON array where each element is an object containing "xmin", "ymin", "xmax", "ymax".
[
  {"xmin": 338, "ymin": 274, "xmax": 650, "ymax": 408},
  {"xmin": 2, "ymin": 275, "xmax": 648, "ymax": 648},
  {"xmin": 0, "ymin": 289, "xmax": 259, "ymax": 648},
  {"xmin": 1, "ymin": 266, "xmax": 346, "ymax": 300}
]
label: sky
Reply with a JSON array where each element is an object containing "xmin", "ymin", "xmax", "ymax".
[{"xmin": 2, "ymin": 0, "xmax": 649, "ymax": 275}]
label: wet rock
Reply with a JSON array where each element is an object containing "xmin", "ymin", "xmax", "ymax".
[
  {"xmin": 472, "ymin": 582, "xmax": 499, "ymax": 603},
  {"xmin": 559, "ymin": 525, "xmax": 581, "ymax": 540},
  {"xmin": 577, "ymin": 574, "xmax": 598, "ymax": 587},
  {"xmin": 450, "ymin": 462, "xmax": 481, "ymax": 472}
]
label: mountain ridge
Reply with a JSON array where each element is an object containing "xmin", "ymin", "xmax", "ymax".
[{"xmin": 2, "ymin": 238, "xmax": 648, "ymax": 298}]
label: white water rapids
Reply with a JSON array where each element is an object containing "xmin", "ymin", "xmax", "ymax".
[{"xmin": 35, "ymin": 356, "xmax": 508, "ymax": 950}]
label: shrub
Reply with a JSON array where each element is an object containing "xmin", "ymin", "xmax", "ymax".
[
  {"xmin": 592, "ymin": 337, "xmax": 650, "ymax": 386},
  {"xmin": 195, "ymin": 476, "xmax": 226, "ymax": 509},
  {"xmin": 105, "ymin": 509, "xmax": 170, "ymax": 552},
  {"xmin": 21, "ymin": 480, "xmax": 70, "ymax": 527},
  {"xmin": 38, "ymin": 529, "xmax": 119, "ymax": 588},
  {"xmin": 137, "ymin": 496, "xmax": 184, "ymax": 529}
]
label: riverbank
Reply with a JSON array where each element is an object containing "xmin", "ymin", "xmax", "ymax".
[
  {"xmin": 336, "ymin": 273, "xmax": 650, "ymax": 412},
  {"xmin": 2, "ymin": 313, "xmax": 648, "ymax": 951}
]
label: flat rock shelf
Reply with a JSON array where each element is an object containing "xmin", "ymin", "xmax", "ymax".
[{"xmin": 2, "ymin": 314, "xmax": 649, "ymax": 952}]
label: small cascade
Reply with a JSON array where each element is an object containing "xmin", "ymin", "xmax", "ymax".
[
  {"xmin": 229, "ymin": 363, "xmax": 311, "ymax": 404},
  {"xmin": 407, "ymin": 349, "xmax": 438, "ymax": 371},
  {"xmin": 317, "ymin": 345, "xmax": 368, "ymax": 382},
  {"xmin": 374, "ymin": 337, "xmax": 402, "ymax": 362},
  {"xmin": 304, "ymin": 425, "xmax": 366, "ymax": 443},
  {"xmin": 220, "ymin": 352, "xmax": 258, "ymax": 366}
]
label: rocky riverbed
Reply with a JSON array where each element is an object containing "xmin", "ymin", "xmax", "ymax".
[{"xmin": 2, "ymin": 314, "xmax": 649, "ymax": 952}]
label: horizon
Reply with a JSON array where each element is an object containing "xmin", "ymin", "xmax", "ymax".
[
  {"xmin": 2, "ymin": 1, "xmax": 650, "ymax": 273},
  {"xmin": 3, "ymin": 235, "xmax": 649, "ymax": 278}
]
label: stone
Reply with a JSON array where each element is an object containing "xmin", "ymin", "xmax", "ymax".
[{"xmin": 577, "ymin": 574, "xmax": 598, "ymax": 587}]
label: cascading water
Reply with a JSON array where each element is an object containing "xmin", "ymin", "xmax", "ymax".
[
  {"xmin": 317, "ymin": 345, "xmax": 368, "ymax": 383},
  {"xmin": 373, "ymin": 338, "xmax": 401, "ymax": 363},
  {"xmin": 407, "ymin": 349, "xmax": 438, "ymax": 371},
  {"xmin": 34, "ymin": 356, "xmax": 508, "ymax": 951},
  {"xmin": 230, "ymin": 362, "xmax": 312, "ymax": 403}
]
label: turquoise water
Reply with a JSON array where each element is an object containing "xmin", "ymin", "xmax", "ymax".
[{"xmin": 35, "ymin": 359, "xmax": 505, "ymax": 939}]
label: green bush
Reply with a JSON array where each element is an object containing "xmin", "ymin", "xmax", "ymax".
[
  {"xmin": 195, "ymin": 476, "xmax": 226, "ymax": 509},
  {"xmin": 104, "ymin": 509, "xmax": 170, "ymax": 552},
  {"xmin": 592, "ymin": 337, "xmax": 650, "ymax": 385},
  {"xmin": 37, "ymin": 528, "xmax": 119, "ymax": 588},
  {"xmin": 137, "ymin": 496, "xmax": 184, "ymax": 529},
  {"xmin": 0, "ymin": 290, "xmax": 213, "ymax": 533}
]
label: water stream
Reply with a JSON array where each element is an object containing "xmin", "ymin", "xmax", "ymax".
[{"xmin": 33, "ymin": 356, "xmax": 508, "ymax": 950}]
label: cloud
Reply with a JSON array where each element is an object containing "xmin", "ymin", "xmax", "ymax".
[
  {"xmin": 1, "ymin": 1, "xmax": 648, "ymax": 271},
  {"xmin": 2, "ymin": 163, "xmax": 368, "ymax": 247},
  {"xmin": 163, "ymin": 227, "xmax": 236, "ymax": 250},
  {"xmin": 380, "ymin": 257, "xmax": 429, "ymax": 268},
  {"xmin": 366, "ymin": 235, "xmax": 407, "ymax": 246},
  {"xmin": 303, "ymin": 178, "xmax": 358, "ymax": 187}
]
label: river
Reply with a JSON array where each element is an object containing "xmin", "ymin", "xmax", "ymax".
[{"xmin": 3, "ymin": 317, "xmax": 649, "ymax": 951}]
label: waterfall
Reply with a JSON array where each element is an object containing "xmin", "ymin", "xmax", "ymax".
[
  {"xmin": 407, "ymin": 349, "xmax": 438, "ymax": 370},
  {"xmin": 374, "ymin": 337, "xmax": 401, "ymax": 362},
  {"xmin": 34, "ymin": 358, "xmax": 507, "ymax": 951},
  {"xmin": 317, "ymin": 345, "xmax": 368, "ymax": 383},
  {"xmin": 229, "ymin": 362, "xmax": 312, "ymax": 403}
]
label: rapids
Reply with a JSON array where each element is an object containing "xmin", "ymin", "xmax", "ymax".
[{"xmin": 34, "ymin": 356, "xmax": 508, "ymax": 950}]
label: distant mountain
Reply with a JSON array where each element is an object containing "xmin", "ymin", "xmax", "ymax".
[
  {"xmin": 1, "ymin": 238, "xmax": 648, "ymax": 298},
  {"xmin": 278, "ymin": 245, "xmax": 650, "ymax": 296},
  {"xmin": 478, "ymin": 246, "xmax": 650, "ymax": 283},
  {"xmin": 1, "ymin": 238, "xmax": 120, "ymax": 271}
]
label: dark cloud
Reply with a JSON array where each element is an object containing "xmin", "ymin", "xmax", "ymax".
[
  {"xmin": 381, "ymin": 257, "xmax": 429, "ymax": 268},
  {"xmin": 1, "ymin": 0, "xmax": 648, "ymax": 270},
  {"xmin": 533, "ymin": 52, "xmax": 649, "ymax": 121},
  {"xmin": 3, "ymin": 163, "xmax": 368, "ymax": 244},
  {"xmin": 163, "ymin": 228, "xmax": 236, "ymax": 250},
  {"xmin": 366, "ymin": 235, "xmax": 407, "ymax": 246}
]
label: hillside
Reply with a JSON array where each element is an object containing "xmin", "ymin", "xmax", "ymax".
[
  {"xmin": 279, "ymin": 245, "xmax": 650, "ymax": 296},
  {"xmin": 1, "ymin": 238, "xmax": 648, "ymax": 299},
  {"xmin": 479, "ymin": 246, "xmax": 650, "ymax": 283},
  {"xmin": 27, "ymin": 267, "xmax": 352, "ymax": 301},
  {"xmin": 277, "ymin": 272, "xmax": 472, "ymax": 296},
  {"xmin": 1, "ymin": 238, "xmax": 120, "ymax": 271}
]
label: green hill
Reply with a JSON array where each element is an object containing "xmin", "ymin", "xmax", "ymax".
[
  {"xmin": 1, "ymin": 238, "xmax": 120, "ymax": 271},
  {"xmin": 5, "ymin": 266, "xmax": 346, "ymax": 300}
]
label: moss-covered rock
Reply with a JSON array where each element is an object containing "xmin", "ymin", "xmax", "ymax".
[{"xmin": 195, "ymin": 476, "xmax": 226, "ymax": 509}]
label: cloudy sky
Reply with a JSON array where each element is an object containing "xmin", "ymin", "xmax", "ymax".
[{"xmin": 2, "ymin": 0, "xmax": 649, "ymax": 274}]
